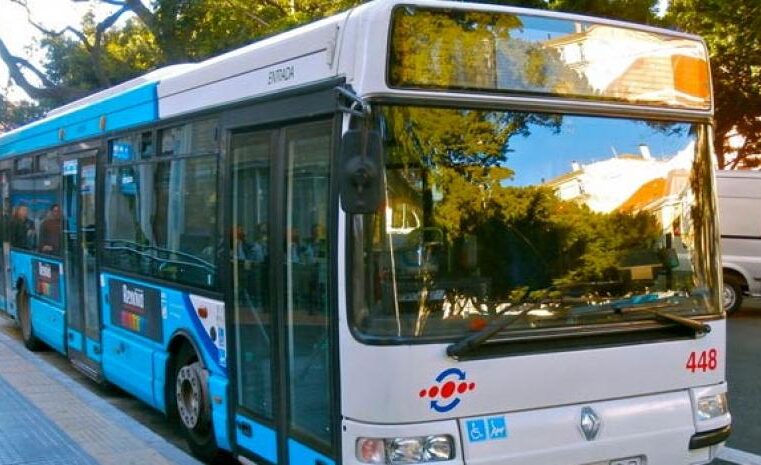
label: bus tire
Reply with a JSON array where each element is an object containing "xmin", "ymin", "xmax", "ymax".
[
  {"xmin": 171, "ymin": 343, "xmax": 220, "ymax": 462},
  {"xmin": 722, "ymin": 273, "xmax": 743, "ymax": 314},
  {"xmin": 17, "ymin": 285, "xmax": 43, "ymax": 351}
]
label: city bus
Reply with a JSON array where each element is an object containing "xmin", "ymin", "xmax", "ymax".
[{"xmin": 0, "ymin": 1, "xmax": 730, "ymax": 464}]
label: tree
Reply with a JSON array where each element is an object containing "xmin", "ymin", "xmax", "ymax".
[
  {"xmin": 488, "ymin": 0, "xmax": 659, "ymax": 23},
  {"xmin": 666, "ymin": 0, "xmax": 761, "ymax": 168},
  {"xmin": 547, "ymin": 0, "xmax": 659, "ymax": 24},
  {"xmin": 0, "ymin": 0, "xmax": 363, "ymax": 120},
  {"xmin": 0, "ymin": 0, "xmax": 137, "ymax": 104},
  {"xmin": 0, "ymin": 94, "xmax": 43, "ymax": 131}
]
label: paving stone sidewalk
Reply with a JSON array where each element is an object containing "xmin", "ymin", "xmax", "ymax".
[{"xmin": 0, "ymin": 317, "xmax": 203, "ymax": 465}]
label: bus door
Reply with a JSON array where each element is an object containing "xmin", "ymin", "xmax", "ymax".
[
  {"xmin": 62, "ymin": 153, "xmax": 102, "ymax": 378},
  {"xmin": 0, "ymin": 169, "xmax": 11, "ymax": 314},
  {"xmin": 228, "ymin": 111, "xmax": 338, "ymax": 465}
]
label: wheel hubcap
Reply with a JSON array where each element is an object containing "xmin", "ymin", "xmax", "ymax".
[
  {"xmin": 722, "ymin": 285, "xmax": 736, "ymax": 310},
  {"xmin": 176, "ymin": 363, "xmax": 203, "ymax": 429}
]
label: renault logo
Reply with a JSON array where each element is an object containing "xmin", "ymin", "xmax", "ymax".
[{"xmin": 580, "ymin": 406, "xmax": 601, "ymax": 441}]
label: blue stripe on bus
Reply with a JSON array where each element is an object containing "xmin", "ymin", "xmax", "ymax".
[
  {"xmin": 288, "ymin": 438, "xmax": 334, "ymax": 465},
  {"xmin": 0, "ymin": 82, "xmax": 158, "ymax": 158},
  {"xmin": 85, "ymin": 337, "xmax": 101, "ymax": 363},
  {"xmin": 67, "ymin": 328, "xmax": 83, "ymax": 352},
  {"xmin": 152, "ymin": 350, "xmax": 169, "ymax": 413},
  {"xmin": 209, "ymin": 374, "xmax": 231, "ymax": 450},
  {"xmin": 236, "ymin": 415, "xmax": 277, "ymax": 464},
  {"xmin": 102, "ymin": 327, "xmax": 157, "ymax": 407},
  {"xmin": 10, "ymin": 251, "xmax": 34, "ymax": 316},
  {"xmin": 31, "ymin": 297, "xmax": 65, "ymax": 354}
]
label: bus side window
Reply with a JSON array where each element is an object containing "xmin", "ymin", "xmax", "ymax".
[
  {"xmin": 9, "ymin": 173, "xmax": 61, "ymax": 254},
  {"xmin": 8, "ymin": 203, "xmax": 35, "ymax": 249},
  {"xmin": 103, "ymin": 123, "xmax": 219, "ymax": 289}
]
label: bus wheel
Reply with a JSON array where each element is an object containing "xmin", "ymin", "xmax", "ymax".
[
  {"xmin": 17, "ymin": 286, "xmax": 42, "ymax": 351},
  {"xmin": 172, "ymin": 344, "xmax": 218, "ymax": 461},
  {"xmin": 722, "ymin": 274, "xmax": 743, "ymax": 314}
]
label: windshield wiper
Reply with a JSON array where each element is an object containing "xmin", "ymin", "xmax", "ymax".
[
  {"xmin": 611, "ymin": 302, "xmax": 712, "ymax": 337},
  {"xmin": 446, "ymin": 305, "xmax": 536, "ymax": 359},
  {"xmin": 447, "ymin": 299, "xmax": 712, "ymax": 359}
]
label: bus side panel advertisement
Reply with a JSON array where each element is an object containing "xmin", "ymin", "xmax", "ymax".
[
  {"xmin": 32, "ymin": 259, "xmax": 61, "ymax": 303},
  {"xmin": 108, "ymin": 278, "xmax": 163, "ymax": 342}
]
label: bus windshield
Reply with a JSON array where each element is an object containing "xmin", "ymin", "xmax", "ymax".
[{"xmin": 350, "ymin": 105, "xmax": 721, "ymax": 341}]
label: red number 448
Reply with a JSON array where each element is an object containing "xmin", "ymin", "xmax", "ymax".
[{"xmin": 686, "ymin": 349, "xmax": 718, "ymax": 372}]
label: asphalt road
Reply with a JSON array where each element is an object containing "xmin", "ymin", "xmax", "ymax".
[{"xmin": 714, "ymin": 298, "xmax": 761, "ymax": 463}]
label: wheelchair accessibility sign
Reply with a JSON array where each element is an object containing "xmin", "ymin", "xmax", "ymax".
[{"xmin": 466, "ymin": 416, "xmax": 508, "ymax": 442}]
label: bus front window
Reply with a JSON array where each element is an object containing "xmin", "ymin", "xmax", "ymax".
[{"xmin": 350, "ymin": 106, "xmax": 721, "ymax": 341}]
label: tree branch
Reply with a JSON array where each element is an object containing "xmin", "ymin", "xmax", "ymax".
[
  {"xmin": 121, "ymin": 0, "xmax": 156, "ymax": 31},
  {"xmin": 88, "ymin": 5, "xmax": 131, "ymax": 87},
  {"xmin": 260, "ymin": 0, "xmax": 289, "ymax": 16},
  {"xmin": 96, "ymin": 4, "xmax": 130, "ymax": 35},
  {"xmin": 9, "ymin": 0, "xmax": 91, "ymax": 48},
  {"xmin": 0, "ymin": 37, "xmax": 82, "ymax": 102},
  {"xmin": 220, "ymin": 0, "xmax": 271, "ymax": 28},
  {"xmin": 71, "ymin": 0, "xmax": 127, "ymax": 5},
  {"xmin": 6, "ymin": 0, "xmax": 131, "ymax": 92}
]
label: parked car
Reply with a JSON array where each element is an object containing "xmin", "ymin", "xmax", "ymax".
[{"xmin": 716, "ymin": 170, "xmax": 761, "ymax": 312}]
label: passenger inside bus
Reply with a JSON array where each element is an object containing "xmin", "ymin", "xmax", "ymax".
[
  {"xmin": 9, "ymin": 204, "xmax": 34, "ymax": 249},
  {"xmin": 38, "ymin": 204, "xmax": 62, "ymax": 255}
]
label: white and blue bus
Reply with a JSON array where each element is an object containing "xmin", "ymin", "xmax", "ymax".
[{"xmin": 0, "ymin": 1, "xmax": 730, "ymax": 464}]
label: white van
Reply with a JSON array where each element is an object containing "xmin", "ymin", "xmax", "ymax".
[{"xmin": 716, "ymin": 170, "xmax": 761, "ymax": 312}]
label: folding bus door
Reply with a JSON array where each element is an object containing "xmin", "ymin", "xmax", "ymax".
[
  {"xmin": 0, "ymin": 169, "xmax": 11, "ymax": 314},
  {"xmin": 62, "ymin": 153, "xmax": 102, "ymax": 378},
  {"xmin": 228, "ymin": 104, "xmax": 339, "ymax": 465}
]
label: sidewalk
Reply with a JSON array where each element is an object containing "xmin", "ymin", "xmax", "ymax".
[{"xmin": 0, "ymin": 316, "xmax": 203, "ymax": 465}]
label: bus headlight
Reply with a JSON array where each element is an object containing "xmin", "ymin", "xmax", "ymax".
[
  {"xmin": 422, "ymin": 435, "xmax": 454, "ymax": 461},
  {"xmin": 357, "ymin": 438, "xmax": 386, "ymax": 463},
  {"xmin": 356, "ymin": 435, "xmax": 454, "ymax": 464},
  {"xmin": 696, "ymin": 393, "xmax": 728, "ymax": 421}
]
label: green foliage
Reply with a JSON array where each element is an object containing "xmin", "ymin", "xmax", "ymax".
[
  {"xmin": 1, "ymin": 0, "xmax": 752, "ymax": 173},
  {"xmin": 1, "ymin": 0, "xmax": 364, "ymax": 118},
  {"xmin": 104, "ymin": 19, "xmax": 161, "ymax": 75},
  {"xmin": 122, "ymin": 0, "xmax": 362, "ymax": 63},
  {"xmin": 665, "ymin": 0, "xmax": 761, "ymax": 168},
  {"xmin": 484, "ymin": 0, "xmax": 659, "ymax": 23},
  {"xmin": 0, "ymin": 94, "xmax": 44, "ymax": 130},
  {"xmin": 476, "ymin": 0, "xmax": 551, "ymax": 8},
  {"xmin": 547, "ymin": 0, "xmax": 659, "ymax": 23}
]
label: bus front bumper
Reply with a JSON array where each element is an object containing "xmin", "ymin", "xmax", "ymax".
[{"xmin": 342, "ymin": 387, "xmax": 730, "ymax": 465}]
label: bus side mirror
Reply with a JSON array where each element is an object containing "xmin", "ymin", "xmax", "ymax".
[{"xmin": 340, "ymin": 129, "xmax": 383, "ymax": 214}]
